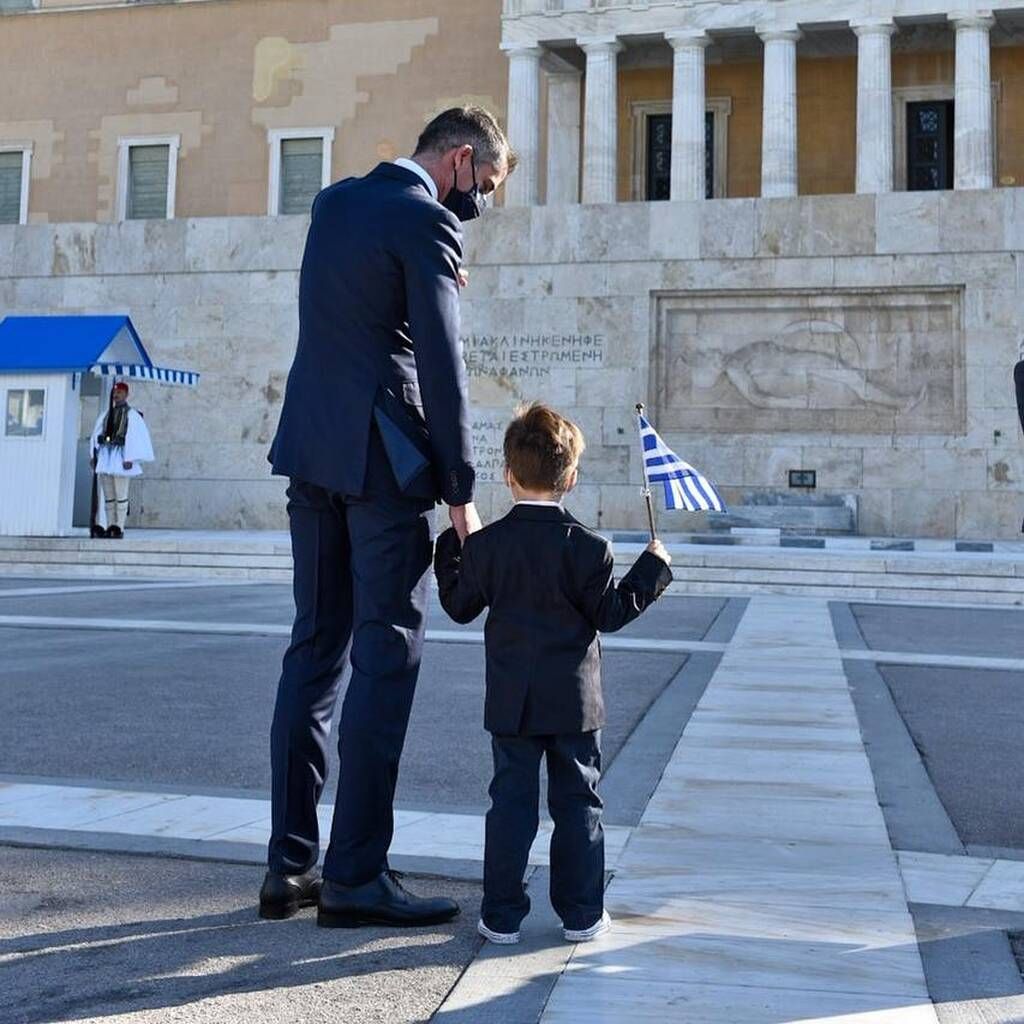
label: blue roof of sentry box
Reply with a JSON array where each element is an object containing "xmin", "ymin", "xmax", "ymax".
[{"xmin": 0, "ymin": 315, "xmax": 152, "ymax": 373}]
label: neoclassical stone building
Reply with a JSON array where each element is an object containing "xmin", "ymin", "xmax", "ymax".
[{"xmin": 0, "ymin": 0, "xmax": 1022, "ymax": 537}]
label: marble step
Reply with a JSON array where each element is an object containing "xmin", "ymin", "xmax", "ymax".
[{"xmin": 0, "ymin": 540, "xmax": 1021, "ymax": 604}]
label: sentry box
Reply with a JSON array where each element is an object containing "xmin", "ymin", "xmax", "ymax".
[{"xmin": 0, "ymin": 315, "xmax": 198, "ymax": 536}]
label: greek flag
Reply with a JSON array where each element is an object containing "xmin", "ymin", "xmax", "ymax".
[{"xmin": 639, "ymin": 413, "xmax": 726, "ymax": 513}]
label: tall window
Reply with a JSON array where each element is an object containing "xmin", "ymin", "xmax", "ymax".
[
  {"xmin": 117, "ymin": 135, "xmax": 179, "ymax": 220},
  {"xmin": 907, "ymin": 100, "xmax": 954, "ymax": 191},
  {"xmin": 128, "ymin": 145, "xmax": 170, "ymax": 219},
  {"xmin": 279, "ymin": 138, "xmax": 323, "ymax": 214},
  {"xmin": 267, "ymin": 128, "xmax": 334, "ymax": 216},
  {"xmin": 0, "ymin": 146, "xmax": 30, "ymax": 224},
  {"xmin": 645, "ymin": 111, "xmax": 715, "ymax": 201}
]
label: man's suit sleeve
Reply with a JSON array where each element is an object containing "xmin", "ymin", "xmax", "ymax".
[
  {"xmin": 399, "ymin": 207, "xmax": 475, "ymax": 506},
  {"xmin": 1015, "ymin": 359, "xmax": 1024, "ymax": 435},
  {"xmin": 578, "ymin": 543, "xmax": 673, "ymax": 634}
]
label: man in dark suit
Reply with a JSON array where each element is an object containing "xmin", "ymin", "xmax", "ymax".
[
  {"xmin": 1016, "ymin": 358, "xmax": 1024, "ymax": 532},
  {"xmin": 260, "ymin": 108, "xmax": 514, "ymax": 928},
  {"xmin": 434, "ymin": 403, "xmax": 673, "ymax": 945}
]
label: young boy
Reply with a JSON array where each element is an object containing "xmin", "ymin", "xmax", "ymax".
[{"xmin": 434, "ymin": 402, "xmax": 672, "ymax": 945}]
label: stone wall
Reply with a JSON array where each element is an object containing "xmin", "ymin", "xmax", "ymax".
[
  {"xmin": 1, "ymin": 189, "xmax": 1022, "ymax": 537},
  {"xmin": 461, "ymin": 192, "xmax": 1024, "ymax": 538}
]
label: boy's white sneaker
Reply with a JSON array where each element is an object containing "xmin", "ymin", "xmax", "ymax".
[
  {"xmin": 478, "ymin": 919, "xmax": 520, "ymax": 945},
  {"xmin": 563, "ymin": 910, "xmax": 611, "ymax": 943}
]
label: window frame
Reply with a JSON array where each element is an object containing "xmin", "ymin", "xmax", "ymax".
[
  {"xmin": 266, "ymin": 127, "xmax": 335, "ymax": 216},
  {"xmin": 0, "ymin": 142, "xmax": 32, "ymax": 225},
  {"xmin": 630, "ymin": 97, "xmax": 732, "ymax": 201},
  {"xmin": 4, "ymin": 386, "xmax": 47, "ymax": 440},
  {"xmin": 116, "ymin": 134, "xmax": 180, "ymax": 222}
]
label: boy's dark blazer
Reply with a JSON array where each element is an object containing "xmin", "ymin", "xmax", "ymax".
[{"xmin": 434, "ymin": 504, "xmax": 673, "ymax": 736}]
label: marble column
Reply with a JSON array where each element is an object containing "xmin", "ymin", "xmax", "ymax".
[
  {"xmin": 503, "ymin": 44, "xmax": 543, "ymax": 206},
  {"xmin": 758, "ymin": 28, "xmax": 801, "ymax": 197},
  {"xmin": 581, "ymin": 37, "xmax": 623, "ymax": 204},
  {"xmin": 950, "ymin": 12, "xmax": 995, "ymax": 190},
  {"xmin": 546, "ymin": 68, "xmax": 582, "ymax": 205},
  {"xmin": 854, "ymin": 20, "xmax": 896, "ymax": 194},
  {"xmin": 667, "ymin": 31, "xmax": 711, "ymax": 201}
]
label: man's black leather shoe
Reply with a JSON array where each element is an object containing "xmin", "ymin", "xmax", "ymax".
[
  {"xmin": 258, "ymin": 867, "xmax": 322, "ymax": 920},
  {"xmin": 317, "ymin": 870, "xmax": 460, "ymax": 928}
]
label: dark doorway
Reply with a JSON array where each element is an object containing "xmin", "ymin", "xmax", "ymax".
[
  {"xmin": 645, "ymin": 111, "xmax": 715, "ymax": 200},
  {"xmin": 907, "ymin": 100, "xmax": 954, "ymax": 191}
]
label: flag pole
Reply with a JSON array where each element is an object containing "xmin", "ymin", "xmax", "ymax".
[{"xmin": 635, "ymin": 402, "xmax": 658, "ymax": 542}]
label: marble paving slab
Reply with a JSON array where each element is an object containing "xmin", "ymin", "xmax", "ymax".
[
  {"xmin": 541, "ymin": 596, "xmax": 939, "ymax": 1024},
  {"xmin": 642, "ymin": 794, "xmax": 890, "ymax": 847},
  {"xmin": 0, "ymin": 780, "xmax": 632, "ymax": 868},
  {"xmin": 0, "ymin": 785, "xmax": 182, "ymax": 829},
  {"xmin": 966, "ymin": 857, "xmax": 1024, "ymax": 910},
  {"xmin": 896, "ymin": 850, "xmax": 994, "ymax": 908},
  {"xmin": 895, "ymin": 849, "xmax": 1024, "ymax": 913},
  {"xmin": 542, "ymin": 977, "xmax": 939, "ymax": 1024}
]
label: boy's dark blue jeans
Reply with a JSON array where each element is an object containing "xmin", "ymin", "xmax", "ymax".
[{"xmin": 482, "ymin": 731, "xmax": 604, "ymax": 934}]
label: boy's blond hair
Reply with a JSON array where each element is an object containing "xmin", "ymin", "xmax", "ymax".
[{"xmin": 503, "ymin": 402, "xmax": 585, "ymax": 494}]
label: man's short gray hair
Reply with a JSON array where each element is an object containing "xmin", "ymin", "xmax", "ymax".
[{"xmin": 414, "ymin": 106, "xmax": 517, "ymax": 173}]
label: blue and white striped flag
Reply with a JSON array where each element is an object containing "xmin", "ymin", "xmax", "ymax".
[{"xmin": 639, "ymin": 413, "xmax": 726, "ymax": 513}]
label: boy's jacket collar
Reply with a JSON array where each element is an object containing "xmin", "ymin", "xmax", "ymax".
[{"xmin": 505, "ymin": 504, "xmax": 576, "ymax": 524}]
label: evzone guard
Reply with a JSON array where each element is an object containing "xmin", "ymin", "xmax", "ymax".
[{"xmin": 90, "ymin": 380, "xmax": 154, "ymax": 538}]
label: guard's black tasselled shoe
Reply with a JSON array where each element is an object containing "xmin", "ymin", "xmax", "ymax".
[
  {"xmin": 258, "ymin": 867, "xmax": 322, "ymax": 920},
  {"xmin": 317, "ymin": 870, "xmax": 460, "ymax": 928}
]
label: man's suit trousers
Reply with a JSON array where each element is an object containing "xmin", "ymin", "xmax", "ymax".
[{"xmin": 268, "ymin": 430, "xmax": 435, "ymax": 885}]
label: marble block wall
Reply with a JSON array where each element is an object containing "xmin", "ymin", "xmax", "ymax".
[
  {"xmin": 0, "ymin": 189, "xmax": 1022, "ymax": 537},
  {"xmin": 460, "ymin": 191, "xmax": 1024, "ymax": 539}
]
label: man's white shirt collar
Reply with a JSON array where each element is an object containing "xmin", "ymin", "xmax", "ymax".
[
  {"xmin": 394, "ymin": 158, "xmax": 438, "ymax": 201},
  {"xmin": 515, "ymin": 500, "xmax": 563, "ymax": 507}
]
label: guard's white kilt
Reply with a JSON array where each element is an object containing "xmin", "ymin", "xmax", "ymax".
[{"xmin": 90, "ymin": 407, "xmax": 154, "ymax": 477}]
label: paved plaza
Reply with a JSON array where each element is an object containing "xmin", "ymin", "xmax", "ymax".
[{"xmin": 2, "ymin": 570, "xmax": 1024, "ymax": 1022}]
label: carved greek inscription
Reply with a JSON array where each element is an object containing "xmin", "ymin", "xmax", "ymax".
[{"xmin": 462, "ymin": 333, "xmax": 604, "ymax": 382}]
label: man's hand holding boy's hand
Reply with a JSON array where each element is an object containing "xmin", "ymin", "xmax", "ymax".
[
  {"xmin": 647, "ymin": 539, "xmax": 671, "ymax": 565},
  {"xmin": 450, "ymin": 502, "xmax": 482, "ymax": 542}
]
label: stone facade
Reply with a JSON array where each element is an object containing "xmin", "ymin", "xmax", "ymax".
[
  {"xmin": 1, "ymin": 190, "xmax": 1021, "ymax": 538},
  {"xmin": 5, "ymin": 2, "xmax": 1024, "ymax": 221},
  {"xmin": 0, "ymin": 0, "xmax": 506, "ymax": 224}
]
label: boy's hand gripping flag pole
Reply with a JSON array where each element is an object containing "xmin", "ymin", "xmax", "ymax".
[{"xmin": 635, "ymin": 403, "xmax": 659, "ymax": 541}]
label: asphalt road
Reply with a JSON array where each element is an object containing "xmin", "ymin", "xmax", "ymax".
[
  {"xmin": 0, "ymin": 583, "xmax": 725, "ymax": 643},
  {"xmin": 0, "ymin": 612, "xmax": 689, "ymax": 816},
  {"xmin": 851, "ymin": 603, "xmax": 1024, "ymax": 659},
  {"xmin": 846, "ymin": 601, "xmax": 1024, "ymax": 854},
  {"xmin": 880, "ymin": 664, "xmax": 1024, "ymax": 853},
  {"xmin": 0, "ymin": 846, "xmax": 481, "ymax": 1024}
]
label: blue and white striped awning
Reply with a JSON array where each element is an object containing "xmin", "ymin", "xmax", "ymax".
[
  {"xmin": 87, "ymin": 362, "xmax": 200, "ymax": 388},
  {"xmin": 0, "ymin": 315, "xmax": 199, "ymax": 389}
]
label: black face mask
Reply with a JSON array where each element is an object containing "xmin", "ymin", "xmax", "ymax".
[{"xmin": 443, "ymin": 154, "xmax": 486, "ymax": 222}]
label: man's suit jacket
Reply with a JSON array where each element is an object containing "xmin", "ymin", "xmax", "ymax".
[
  {"xmin": 270, "ymin": 162, "xmax": 475, "ymax": 505},
  {"xmin": 434, "ymin": 504, "xmax": 673, "ymax": 736},
  {"xmin": 1015, "ymin": 360, "xmax": 1024, "ymax": 436}
]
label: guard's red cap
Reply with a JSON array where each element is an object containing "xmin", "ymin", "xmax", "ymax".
[{"xmin": 112, "ymin": 381, "xmax": 129, "ymax": 395}]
